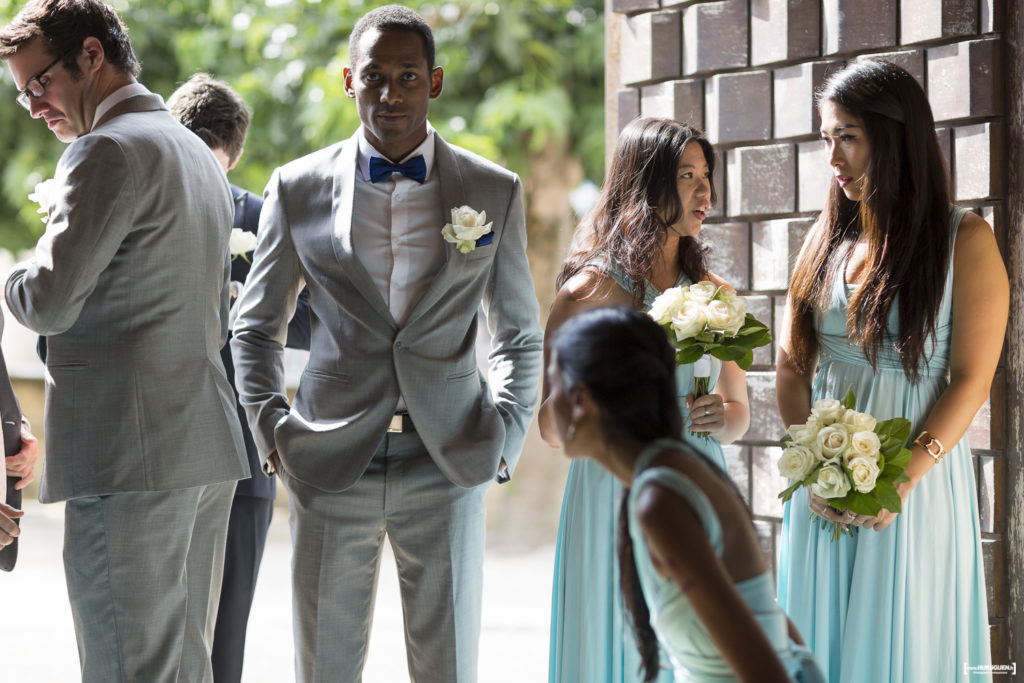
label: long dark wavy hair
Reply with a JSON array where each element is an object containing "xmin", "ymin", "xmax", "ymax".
[
  {"xmin": 556, "ymin": 117, "xmax": 715, "ymax": 307},
  {"xmin": 552, "ymin": 307, "xmax": 682, "ymax": 682},
  {"xmin": 787, "ymin": 59, "xmax": 952, "ymax": 381}
]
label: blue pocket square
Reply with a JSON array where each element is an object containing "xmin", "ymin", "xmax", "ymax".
[{"xmin": 475, "ymin": 232, "xmax": 493, "ymax": 247}]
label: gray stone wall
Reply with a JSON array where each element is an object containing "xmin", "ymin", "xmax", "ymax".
[{"xmin": 606, "ymin": 0, "xmax": 1016, "ymax": 666}]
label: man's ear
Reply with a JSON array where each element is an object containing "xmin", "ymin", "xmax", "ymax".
[
  {"xmin": 79, "ymin": 36, "xmax": 105, "ymax": 77},
  {"xmin": 343, "ymin": 66, "xmax": 356, "ymax": 99},
  {"xmin": 429, "ymin": 66, "xmax": 443, "ymax": 99}
]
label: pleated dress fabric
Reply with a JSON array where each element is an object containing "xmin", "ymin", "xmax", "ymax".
[
  {"xmin": 777, "ymin": 207, "xmax": 991, "ymax": 682},
  {"xmin": 549, "ymin": 264, "xmax": 727, "ymax": 683}
]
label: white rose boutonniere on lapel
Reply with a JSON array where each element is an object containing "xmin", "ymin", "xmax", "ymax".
[
  {"xmin": 229, "ymin": 228, "xmax": 259, "ymax": 262},
  {"xmin": 28, "ymin": 178, "xmax": 55, "ymax": 223},
  {"xmin": 442, "ymin": 205, "xmax": 493, "ymax": 254}
]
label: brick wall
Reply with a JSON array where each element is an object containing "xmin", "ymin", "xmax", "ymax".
[{"xmin": 605, "ymin": 0, "xmax": 1017, "ymax": 666}]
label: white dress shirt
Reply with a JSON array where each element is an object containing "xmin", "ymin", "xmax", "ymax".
[
  {"xmin": 350, "ymin": 128, "xmax": 447, "ymax": 411},
  {"xmin": 351, "ymin": 128, "xmax": 446, "ymax": 328}
]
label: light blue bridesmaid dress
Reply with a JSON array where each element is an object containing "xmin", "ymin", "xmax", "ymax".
[
  {"xmin": 549, "ymin": 262, "xmax": 727, "ymax": 683},
  {"xmin": 777, "ymin": 207, "xmax": 991, "ymax": 682},
  {"xmin": 629, "ymin": 439, "xmax": 825, "ymax": 682}
]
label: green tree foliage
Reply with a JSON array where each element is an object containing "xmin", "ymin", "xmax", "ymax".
[{"xmin": 0, "ymin": 0, "xmax": 603, "ymax": 251}]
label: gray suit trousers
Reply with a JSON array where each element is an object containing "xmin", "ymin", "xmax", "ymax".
[
  {"xmin": 282, "ymin": 432, "xmax": 487, "ymax": 683},
  {"xmin": 63, "ymin": 481, "xmax": 236, "ymax": 682}
]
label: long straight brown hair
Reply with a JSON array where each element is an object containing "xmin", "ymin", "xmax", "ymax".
[
  {"xmin": 787, "ymin": 59, "xmax": 952, "ymax": 381},
  {"xmin": 556, "ymin": 117, "xmax": 715, "ymax": 306}
]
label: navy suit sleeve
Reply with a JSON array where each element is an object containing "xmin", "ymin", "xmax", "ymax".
[{"xmin": 236, "ymin": 188, "xmax": 311, "ymax": 351}]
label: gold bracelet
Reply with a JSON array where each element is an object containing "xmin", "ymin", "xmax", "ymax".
[{"xmin": 914, "ymin": 430, "xmax": 946, "ymax": 463}]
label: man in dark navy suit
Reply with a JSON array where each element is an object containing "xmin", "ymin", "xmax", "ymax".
[{"xmin": 168, "ymin": 73, "xmax": 310, "ymax": 683}]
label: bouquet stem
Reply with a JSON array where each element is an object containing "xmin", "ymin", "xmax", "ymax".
[
  {"xmin": 690, "ymin": 354, "xmax": 712, "ymax": 441},
  {"xmin": 807, "ymin": 512, "xmax": 854, "ymax": 541}
]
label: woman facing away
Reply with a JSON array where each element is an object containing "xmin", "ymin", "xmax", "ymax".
[
  {"xmin": 776, "ymin": 58, "xmax": 1007, "ymax": 682},
  {"xmin": 540, "ymin": 117, "xmax": 750, "ymax": 683},
  {"xmin": 546, "ymin": 306, "xmax": 824, "ymax": 683}
]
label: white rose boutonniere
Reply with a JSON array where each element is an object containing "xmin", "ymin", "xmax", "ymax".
[
  {"xmin": 28, "ymin": 178, "xmax": 55, "ymax": 223},
  {"xmin": 229, "ymin": 228, "xmax": 258, "ymax": 262},
  {"xmin": 442, "ymin": 205, "xmax": 493, "ymax": 254}
]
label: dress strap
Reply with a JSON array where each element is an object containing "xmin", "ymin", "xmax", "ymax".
[{"xmin": 632, "ymin": 438, "xmax": 725, "ymax": 554}]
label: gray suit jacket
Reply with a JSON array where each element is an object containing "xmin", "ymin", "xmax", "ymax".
[
  {"xmin": 231, "ymin": 130, "xmax": 542, "ymax": 492},
  {"xmin": 5, "ymin": 91, "xmax": 248, "ymax": 503}
]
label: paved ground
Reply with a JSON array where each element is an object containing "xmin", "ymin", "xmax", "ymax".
[{"xmin": 2, "ymin": 498, "xmax": 554, "ymax": 682}]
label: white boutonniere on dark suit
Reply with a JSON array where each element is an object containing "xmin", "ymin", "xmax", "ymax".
[
  {"xmin": 441, "ymin": 205, "xmax": 493, "ymax": 253},
  {"xmin": 28, "ymin": 178, "xmax": 55, "ymax": 223}
]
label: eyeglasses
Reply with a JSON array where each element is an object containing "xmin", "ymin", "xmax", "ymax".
[{"xmin": 16, "ymin": 55, "xmax": 62, "ymax": 110}]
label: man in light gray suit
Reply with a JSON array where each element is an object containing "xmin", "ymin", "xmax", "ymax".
[
  {"xmin": 231, "ymin": 5, "xmax": 543, "ymax": 681},
  {"xmin": 1, "ymin": 1, "xmax": 248, "ymax": 680}
]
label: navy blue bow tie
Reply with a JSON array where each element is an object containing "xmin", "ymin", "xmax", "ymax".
[{"xmin": 369, "ymin": 155, "xmax": 427, "ymax": 183}]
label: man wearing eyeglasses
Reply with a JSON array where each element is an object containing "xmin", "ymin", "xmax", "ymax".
[{"xmin": 0, "ymin": 2, "xmax": 248, "ymax": 681}]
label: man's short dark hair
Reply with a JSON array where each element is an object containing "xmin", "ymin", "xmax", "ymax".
[
  {"xmin": 349, "ymin": 4, "xmax": 435, "ymax": 69},
  {"xmin": 167, "ymin": 73, "xmax": 250, "ymax": 163},
  {"xmin": 0, "ymin": 0, "xmax": 139, "ymax": 78}
]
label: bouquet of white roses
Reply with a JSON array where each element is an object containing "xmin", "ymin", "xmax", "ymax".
[
  {"xmin": 776, "ymin": 388, "xmax": 912, "ymax": 540},
  {"xmin": 648, "ymin": 281, "xmax": 772, "ymax": 437}
]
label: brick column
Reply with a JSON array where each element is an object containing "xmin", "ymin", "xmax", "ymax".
[
  {"xmin": 1003, "ymin": 0, "xmax": 1024, "ymax": 671},
  {"xmin": 605, "ymin": 0, "xmax": 1017, "ymax": 666}
]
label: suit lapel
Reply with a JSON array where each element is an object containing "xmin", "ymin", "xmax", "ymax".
[
  {"xmin": 330, "ymin": 132, "xmax": 396, "ymax": 328},
  {"xmin": 402, "ymin": 136, "xmax": 469, "ymax": 327}
]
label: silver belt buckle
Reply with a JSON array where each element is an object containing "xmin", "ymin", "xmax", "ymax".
[{"xmin": 388, "ymin": 414, "xmax": 404, "ymax": 433}]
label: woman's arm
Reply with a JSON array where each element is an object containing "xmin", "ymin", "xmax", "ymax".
[
  {"xmin": 687, "ymin": 272, "xmax": 750, "ymax": 443},
  {"xmin": 538, "ymin": 272, "xmax": 623, "ymax": 446},
  {"xmin": 863, "ymin": 211, "xmax": 1008, "ymax": 531},
  {"xmin": 688, "ymin": 359, "xmax": 749, "ymax": 444},
  {"xmin": 637, "ymin": 484, "xmax": 791, "ymax": 682},
  {"xmin": 776, "ymin": 294, "xmax": 814, "ymax": 428}
]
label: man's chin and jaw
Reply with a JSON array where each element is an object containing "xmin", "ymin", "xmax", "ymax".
[{"xmin": 344, "ymin": 28, "xmax": 443, "ymax": 161}]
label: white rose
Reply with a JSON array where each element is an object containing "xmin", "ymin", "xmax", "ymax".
[
  {"xmin": 229, "ymin": 228, "xmax": 259, "ymax": 257},
  {"xmin": 840, "ymin": 408, "xmax": 876, "ymax": 432},
  {"xmin": 648, "ymin": 286, "xmax": 690, "ymax": 325},
  {"xmin": 670, "ymin": 300, "xmax": 708, "ymax": 340},
  {"xmin": 777, "ymin": 445, "xmax": 818, "ymax": 482},
  {"xmin": 687, "ymin": 280, "xmax": 718, "ymax": 303},
  {"xmin": 786, "ymin": 420, "xmax": 817, "ymax": 446},
  {"xmin": 28, "ymin": 178, "xmax": 56, "ymax": 223},
  {"xmin": 816, "ymin": 424, "xmax": 850, "ymax": 462},
  {"xmin": 810, "ymin": 398, "xmax": 844, "ymax": 425},
  {"xmin": 705, "ymin": 296, "xmax": 746, "ymax": 336},
  {"xmin": 811, "ymin": 463, "xmax": 852, "ymax": 499},
  {"xmin": 847, "ymin": 455, "xmax": 881, "ymax": 494},
  {"xmin": 847, "ymin": 430, "xmax": 881, "ymax": 464},
  {"xmin": 442, "ymin": 205, "xmax": 493, "ymax": 253}
]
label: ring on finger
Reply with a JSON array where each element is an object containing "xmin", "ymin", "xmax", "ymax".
[{"xmin": 704, "ymin": 407, "xmax": 710, "ymax": 416}]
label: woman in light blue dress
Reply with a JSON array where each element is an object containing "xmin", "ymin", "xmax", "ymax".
[
  {"xmin": 777, "ymin": 60, "xmax": 1006, "ymax": 682},
  {"xmin": 546, "ymin": 307, "xmax": 824, "ymax": 682},
  {"xmin": 540, "ymin": 118, "xmax": 750, "ymax": 682}
]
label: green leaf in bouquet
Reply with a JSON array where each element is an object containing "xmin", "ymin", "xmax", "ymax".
[
  {"xmin": 875, "ymin": 418, "xmax": 912, "ymax": 452},
  {"xmin": 741, "ymin": 329, "xmax": 774, "ymax": 348},
  {"xmin": 840, "ymin": 386, "xmax": 856, "ymax": 411},
  {"xmin": 884, "ymin": 446, "xmax": 912, "ymax": 471},
  {"xmin": 873, "ymin": 479, "xmax": 903, "ymax": 513},
  {"xmin": 709, "ymin": 344, "xmax": 748, "ymax": 362},
  {"xmin": 777, "ymin": 465, "xmax": 822, "ymax": 502},
  {"xmin": 675, "ymin": 346, "xmax": 704, "ymax": 366},
  {"xmin": 838, "ymin": 491, "xmax": 882, "ymax": 517},
  {"xmin": 778, "ymin": 480, "xmax": 803, "ymax": 502},
  {"xmin": 780, "ymin": 434, "xmax": 794, "ymax": 447}
]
